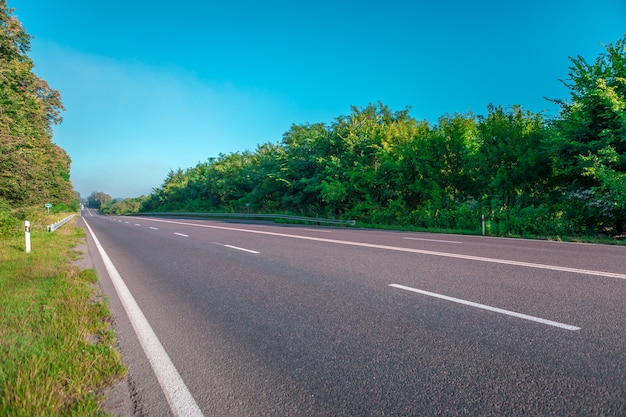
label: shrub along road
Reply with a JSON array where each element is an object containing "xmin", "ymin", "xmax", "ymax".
[{"xmin": 80, "ymin": 209, "xmax": 626, "ymax": 416}]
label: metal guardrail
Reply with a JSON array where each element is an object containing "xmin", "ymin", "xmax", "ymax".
[
  {"xmin": 48, "ymin": 214, "xmax": 77, "ymax": 232},
  {"xmin": 133, "ymin": 212, "xmax": 356, "ymax": 226}
]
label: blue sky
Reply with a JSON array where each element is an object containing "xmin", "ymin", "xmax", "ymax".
[{"xmin": 10, "ymin": 0, "xmax": 626, "ymax": 198}]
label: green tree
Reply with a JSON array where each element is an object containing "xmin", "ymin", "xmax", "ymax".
[
  {"xmin": 430, "ymin": 113, "xmax": 480, "ymax": 206},
  {"xmin": 280, "ymin": 122, "xmax": 330, "ymax": 215},
  {"xmin": 322, "ymin": 103, "xmax": 416, "ymax": 220},
  {"xmin": 87, "ymin": 191, "xmax": 112, "ymax": 209},
  {"xmin": 549, "ymin": 35, "xmax": 626, "ymax": 234},
  {"xmin": 101, "ymin": 196, "xmax": 147, "ymax": 215},
  {"xmin": 477, "ymin": 104, "xmax": 550, "ymax": 208},
  {"xmin": 247, "ymin": 142, "xmax": 288, "ymax": 212},
  {"xmin": 0, "ymin": 1, "xmax": 71, "ymax": 207}
]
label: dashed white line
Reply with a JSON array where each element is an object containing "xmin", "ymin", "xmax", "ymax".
[
  {"xmin": 131, "ymin": 218, "xmax": 626, "ymax": 280},
  {"xmin": 214, "ymin": 242, "xmax": 260, "ymax": 254},
  {"xmin": 150, "ymin": 227, "xmax": 159, "ymax": 230},
  {"xmin": 174, "ymin": 232, "xmax": 189, "ymax": 237},
  {"xmin": 389, "ymin": 284, "xmax": 580, "ymax": 331},
  {"xmin": 224, "ymin": 244, "xmax": 259, "ymax": 254}
]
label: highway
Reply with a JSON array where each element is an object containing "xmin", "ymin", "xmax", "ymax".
[{"xmin": 79, "ymin": 208, "xmax": 626, "ymax": 416}]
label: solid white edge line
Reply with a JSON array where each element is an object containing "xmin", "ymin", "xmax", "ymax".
[
  {"xmin": 389, "ymin": 284, "xmax": 580, "ymax": 331},
  {"xmin": 83, "ymin": 218, "xmax": 204, "ymax": 417},
  {"xmin": 137, "ymin": 217, "xmax": 626, "ymax": 281}
]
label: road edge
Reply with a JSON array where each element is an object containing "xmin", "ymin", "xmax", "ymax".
[{"xmin": 73, "ymin": 218, "xmax": 135, "ymax": 417}]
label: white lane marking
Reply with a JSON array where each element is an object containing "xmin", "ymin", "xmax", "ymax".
[
  {"xmin": 389, "ymin": 284, "xmax": 580, "ymax": 331},
  {"xmin": 223, "ymin": 244, "xmax": 260, "ymax": 254},
  {"xmin": 134, "ymin": 218, "xmax": 626, "ymax": 280},
  {"xmin": 213, "ymin": 242, "xmax": 260, "ymax": 254},
  {"xmin": 135, "ymin": 224, "xmax": 141, "ymax": 226},
  {"xmin": 150, "ymin": 227, "xmax": 159, "ymax": 230},
  {"xmin": 82, "ymin": 218, "xmax": 204, "ymax": 417},
  {"xmin": 174, "ymin": 233, "xmax": 189, "ymax": 237},
  {"xmin": 404, "ymin": 237, "xmax": 463, "ymax": 244}
]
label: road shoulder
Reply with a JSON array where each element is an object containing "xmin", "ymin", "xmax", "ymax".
[{"xmin": 73, "ymin": 224, "xmax": 135, "ymax": 417}]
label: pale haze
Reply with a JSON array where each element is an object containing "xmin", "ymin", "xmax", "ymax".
[{"xmin": 11, "ymin": 0, "xmax": 626, "ymax": 198}]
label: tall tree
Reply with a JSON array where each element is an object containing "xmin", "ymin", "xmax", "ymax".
[
  {"xmin": 431, "ymin": 113, "xmax": 480, "ymax": 206},
  {"xmin": 87, "ymin": 191, "xmax": 112, "ymax": 209},
  {"xmin": 0, "ymin": 1, "xmax": 72, "ymax": 207},
  {"xmin": 247, "ymin": 142, "xmax": 288, "ymax": 212},
  {"xmin": 280, "ymin": 122, "xmax": 330, "ymax": 214},
  {"xmin": 549, "ymin": 35, "xmax": 626, "ymax": 233},
  {"xmin": 477, "ymin": 105, "xmax": 550, "ymax": 208}
]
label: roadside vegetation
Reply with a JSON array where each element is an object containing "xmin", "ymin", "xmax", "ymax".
[
  {"xmin": 101, "ymin": 35, "xmax": 626, "ymax": 242},
  {"xmin": 0, "ymin": 210, "xmax": 126, "ymax": 416},
  {"xmin": 1, "ymin": 3, "xmax": 125, "ymax": 414}
]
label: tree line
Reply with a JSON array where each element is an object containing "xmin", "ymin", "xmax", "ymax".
[
  {"xmin": 121, "ymin": 35, "xmax": 625, "ymax": 239},
  {"xmin": 0, "ymin": 1, "xmax": 77, "ymax": 234}
]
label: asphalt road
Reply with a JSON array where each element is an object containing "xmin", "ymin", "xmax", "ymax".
[{"xmin": 79, "ymin": 209, "xmax": 626, "ymax": 416}]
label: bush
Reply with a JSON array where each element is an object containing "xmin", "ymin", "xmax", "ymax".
[
  {"xmin": 51, "ymin": 200, "xmax": 80, "ymax": 213},
  {"xmin": 484, "ymin": 204, "xmax": 573, "ymax": 238},
  {"xmin": 0, "ymin": 200, "xmax": 20, "ymax": 237}
]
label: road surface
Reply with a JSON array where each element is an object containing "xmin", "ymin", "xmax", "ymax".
[{"xmin": 78, "ymin": 209, "xmax": 626, "ymax": 416}]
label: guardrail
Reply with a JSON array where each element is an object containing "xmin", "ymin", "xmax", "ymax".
[
  {"xmin": 132, "ymin": 212, "xmax": 356, "ymax": 226},
  {"xmin": 48, "ymin": 214, "xmax": 77, "ymax": 232}
]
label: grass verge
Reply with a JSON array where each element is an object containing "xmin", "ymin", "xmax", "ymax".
[{"xmin": 0, "ymin": 214, "xmax": 126, "ymax": 416}]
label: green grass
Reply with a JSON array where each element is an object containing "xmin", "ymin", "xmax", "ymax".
[
  {"xmin": 0, "ymin": 214, "xmax": 126, "ymax": 416},
  {"xmin": 354, "ymin": 221, "xmax": 626, "ymax": 245}
]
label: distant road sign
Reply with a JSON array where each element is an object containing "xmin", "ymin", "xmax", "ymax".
[{"xmin": 45, "ymin": 203, "xmax": 52, "ymax": 208}]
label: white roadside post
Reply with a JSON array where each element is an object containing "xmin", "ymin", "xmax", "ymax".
[
  {"xmin": 482, "ymin": 214, "xmax": 485, "ymax": 236},
  {"xmin": 25, "ymin": 221, "xmax": 31, "ymax": 253}
]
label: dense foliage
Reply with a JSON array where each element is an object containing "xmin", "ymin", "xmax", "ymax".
[
  {"xmin": 139, "ymin": 35, "xmax": 626, "ymax": 239},
  {"xmin": 89, "ymin": 191, "xmax": 153, "ymax": 216},
  {"xmin": 100, "ymin": 196, "xmax": 145, "ymax": 215},
  {"xmin": 0, "ymin": 1, "xmax": 74, "ymax": 214},
  {"xmin": 86, "ymin": 191, "xmax": 112, "ymax": 210}
]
